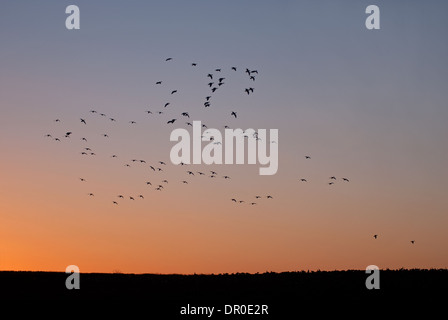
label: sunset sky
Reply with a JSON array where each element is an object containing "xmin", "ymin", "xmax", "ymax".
[{"xmin": 1, "ymin": 0, "xmax": 447, "ymax": 274}]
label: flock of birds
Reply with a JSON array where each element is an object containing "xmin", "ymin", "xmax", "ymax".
[
  {"xmin": 45, "ymin": 57, "xmax": 416, "ymax": 245},
  {"xmin": 45, "ymin": 58, "xmax": 274, "ymax": 207}
]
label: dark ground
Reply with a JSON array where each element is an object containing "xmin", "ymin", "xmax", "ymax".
[{"xmin": 0, "ymin": 269, "xmax": 446, "ymax": 315}]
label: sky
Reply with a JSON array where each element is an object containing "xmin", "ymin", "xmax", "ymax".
[{"xmin": 0, "ymin": 0, "xmax": 447, "ymax": 274}]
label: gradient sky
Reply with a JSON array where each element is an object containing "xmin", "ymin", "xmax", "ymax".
[{"xmin": 1, "ymin": 0, "xmax": 447, "ymax": 274}]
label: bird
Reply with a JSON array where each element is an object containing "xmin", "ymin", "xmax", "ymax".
[
  {"xmin": 65, "ymin": 132, "xmax": 72, "ymax": 138},
  {"xmin": 330, "ymin": 176, "xmax": 336, "ymax": 180},
  {"xmin": 208, "ymin": 82, "xmax": 214, "ymax": 87},
  {"xmin": 249, "ymin": 88, "xmax": 254, "ymax": 92},
  {"xmin": 54, "ymin": 119, "xmax": 61, "ymax": 122},
  {"xmin": 207, "ymin": 74, "xmax": 213, "ymax": 79},
  {"xmin": 411, "ymin": 240, "xmax": 415, "ymax": 244},
  {"xmin": 130, "ymin": 196, "xmax": 135, "ymax": 200},
  {"xmin": 255, "ymin": 196, "xmax": 261, "ymax": 199},
  {"xmin": 164, "ymin": 103, "xmax": 170, "ymax": 108},
  {"xmin": 328, "ymin": 182, "xmax": 334, "ymax": 185},
  {"xmin": 100, "ymin": 113, "xmax": 106, "ymax": 117},
  {"xmin": 251, "ymin": 203, "xmax": 257, "ymax": 205},
  {"xmin": 103, "ymin": 134, "xmax": 109, "ymax": 138},
  {"xmin": 80, "ymin": 118, "xmax": 86, "ymax": 124},
  {"xmin": 342, "ymin": 178, "xmax": 350, "ymax": 182},
  {"xmin": 159, "ymin": 161, "xmax": 166, "ymax": 165},
  {"xmin": 113, "ymin": 201, "xmax": 118, "ymax": 205},
  {"xmin": 187, "ymin": 171, "xmax": 194, "ymax": 175},
  {"xmin": 146, "ymin": 181, "xmax": 152, "ymax": 186},
  {"xmin": 81, "ymin": 137, "xmax": 87, "ymax": 142},
  {"xmin": 223, "ymin": 176, "xmax": 230, "ymax": 179},
  {"xmin": 218, "ymin": 77, "xmax": 225, "ymax": 82},
  {"xmin": 244, "ymin": 88, "xmax": 250, "ymax": 95},
  {"xmin": 167, "ymin": 119, "xmax": 176, "ymax": 124},
  {"xmin": 210, "ymin": 171, "xmax": 217, "ymax": 175},
  {"xmin": 110, "ymin": 118, "xmax": 116, "ymax": 122},
  {"xmin": 140, "ymin": 160, "xmax": 146, "ymax": 163},
  {"xmin": 79, "ymin": 178, "xmax": 86, "ymax": 182},
  {"xmin": 156, "ymin": 81, "xmax": 162, "ymax": 84},
  {"xmin": 192, "ymin": 63, "xmax": 197, "ymax": 66},
  {"xmin": 44, "ymin": 134, "xmax": 52, "ymax": 138},
  {"xmin": 88, "ymin": 193, "xmax": 94, "ymax": 197},
  {"xmin": 118, "ymin": 195, "xmax": 124, "ymax": 198},
  {"xmin": 231, "ymin": 111, "xmax": 237, "ymax": 118},
  {"xmin": 90, "ymin": 110, "xmax": 97, "ymax": 114},
  {"xmin": 146, "ymin": 110, "xmax": 153, "ymax": 114},
  {"xmin": 267, "ymin": 195, "xmax": 273, "ymax": 199},
  {"xmin": 181, "ymin": 112, "xmax": 190, "ymax": 118},
  {"xmin": 186, "ymin": 122, "xmax": 192, "ymax": 126},
  {"xmin": 374, "ymin": 235, "xmax": 378, "ymax": 239},
  {"xmin": 300, "ymin": 179, "xmax": 307, "ymax": 182},
  {"xmin": 150, "ymin": 166, "xmax": 155, "ymax": 171},
  {"xmin": 171, "ymin": 90, "xmax": 177, "ymax": 95},
  {"xmin": 231, "ymin": 199, "xmax": 237, "ymax": 202},
  {"xmin": 211, "ymin": 87, "xmax": 218, "ymax": 92},
  {"xmin": 206, "ymin": 96, "xmax": 211, "ymax": 101},
  {"xmin": 111, "ymin": 155, "xmax": 117, "ymax": 158},
  {"xmin": 129, "ymin": 121, "xmax": 137, "ymax": 124},
  {"xmin": 162, "ymin": 180, "xmax": 168, "ymax": 183},
  {"xmin": 215, "ymin": 68, "xmax": 221, "ymax": 72},
  {"xmin": 54, "ymin": 138, "xmax": 61, "ymax": 142},
  {"xmin": 232, "ymin": 67, "xmax": 237, "ymax": 71},
  {"xmin": 251, "ymin": 70, "xmax": 258, "ymax": 74},
  {"xmin": 250, "ymin": 76, "xmax": 255, "ymax": 81},
  {"xmin": 305, "ymin": 156, "xmax": 311, "ymax": 159},
  {"xmin": 139, "ymin": 195, "xmax": 144, "ymax": 199},
  {"xmin": 182, "ymin": 181, "xmax": 188, "ymax": 184},
  {"xmin": 245, "ymin": 68, "xmax": 251, "ymax": 75},
  {"xmin": 197, "ymin": 172, "xmax": 205, "ymax": 175},
  {"xmin": 165, "ymin": 58, "xmax": 173, "ymax": 61}
]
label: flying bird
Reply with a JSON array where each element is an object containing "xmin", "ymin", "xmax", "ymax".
[
  {"xmin": 80, "ymin": 118, "xmax": 86, "ymax": 124},
  {"xmin": 156, "ymin": 81, "xmax": 162, "ymax": 84},
  {"xmin": 192, "ymin": 63, "xmax": 197, "ymax": 66},
  {"xmin": 171, "ymin": 90, "xmax": 177, "ymax": 94},
  {"xmin": 231, "ymin": 111, "xmax": 237, "ymax": 118},
  {"xmin": 374, "ymin": 235, "xmax": 378, "ymax": 239},
  {"xmin": 165, "ymin": 58, "xmax": 173, "ymax": 61},
  {"xmin": 167, "ymin": 119, "xmax": 176, "ymax": 124},
  {"xmin": 164, "ymin": 103, "xmax": 170, "ymax": 108},
  {"xmin": 181, "ymin": 112, "xmax": 190, "ymax": 118},
  {"xmin": 232, "ymin": 67, "xmax": 237, "ymax": 71},
  {"xmin": 411, "ymin": 240, "xmax": 415, "ymax": 244},
  {"xmin": 300, "ymin": 179, "xmax": 307, "ymax": 182},
  {"xmin": 305, "ymin": 156, "xmax": 311, "ymax": 159},
  {"xmin": 343, "ymin": 178, "xmax": 350, "ymax": 182},
  {"xmin": 65, "ymin": 132, "xmax": 72, "ymax": 138},
  {"xmin": 330, "ymin": 176, "xmax": 336, "ymax": 180},
  {"xmin": 207, "ymin": 74, "xmax": 213, "ymax": 79},
  {"xmin": 267, "ymin": 195, "xmax": 273, "ymax": 199}
]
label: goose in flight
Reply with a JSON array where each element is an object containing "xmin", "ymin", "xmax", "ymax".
[
  {"xmin": 129, "ymin": 121, "xmax": 137, "ymax": 124},
  {"xmin": 232, "ymin": 67, "xmax": 237, "ymax": 71},
  {"xmin": 139, "ymin": 195, "xmax": 144, "ymax": 199},
  {"xmin": 88, "ymin": 193, "xmax": 94, "ymax": 196},
  {"xmin": 110, "ymin": 118, "xmax": 116, "ymax": 122},
  {"xmin": 197, "ymin": 172, "xmax": 205, "ymax": 175},
  {"xmin": 90, "ymin": 110, "xmax": 97, "ymax": 114},
  {"xmin": 81, "ymin": 137, "xmax": 87, "ymax": 142},
  {"xmin": 80, "ymin": 118, "xmax": 86, "ymax": 124},
  {"xmin": 411, "ymin": 240, "xmax": 415, "ymax": 244},
  {"xmin": 206, "ymin": 96, "xmax": 211, "ymax": 101},
  {"xmin": 231, "ymin": 111, "xmax": 237, "ymax": 118},
  {"xmin": 79, "ymin": 178, "xmax": 86, "ymax": 182},
  {"xmin": 118, "ymin": 195, "xmax": 124, "ymax": 198},
  {"xmin": 111, "ymin": 155, "xmax": 117, "ymax": 158},
  {"xmin": 223, "ymin": 176, "xmax": 230, "ymax": 179},
  {"xmin": 100, "ymin": 113, "xmax": 106, "ymax": 117},
  {"xmin": 165, "ymin": 58, "xmax": 173, "ymax": 61},
  {"xmin": 244, "ymin": 88, "xmax": 250, "ymax": 95},
  {"xmin": 245, "ymin": 68, "xmax": 251, "ymax": 75},
  {"xmin": 207, "ymin": 74, "xmax": 213, "ymax": 79},
  {"xmin": 182, "ymin": 181, "xmax": 188, "ymax": 184},
  {"xmin": 130, "ymin": 196, "xmax": 135, "ymax": 200},
  {"xmin": 330, "ymin": 176, "xmax": 336, "ymax": 180},
  {"xmin": 159, "ymin": 161, "xmax": 166, "ymax": 165},
  {"xmin": 164, "ymin": 103, "xmax": 170, "ymax": 108},
  {"xmin": 150, "ymin": 166, "xmax": 155, "ymax": 171},
  {"xmin": 373, "ymin": 235, "xmax": 378, "ymax": 239},
  {"xmin": 250, "ymin": 203, "xmax": 257, "ymax": 205},
  {"xmin": 300, "ymin": 179, "xmax": 307, "ymax": 182},
  {"xmin": 208, "ymin": 82, "xmax": 214, "ymax": 87},
  {"xmin": 45, "ymin": 134, "xmax": 52, "ymax": 138},
  {"xmin": 54, "ymin": 138, "xmax": 61, "ymax": 142},
  {"xmin": 156, "ymin": 81, "xmax": 162, "ymax": 85},
  {"xmin": 267, "ymin": 195, "xmax": 273, "ymax": 199},
  {"xmin": 215, "ymin": 68, "xmax": 221, "ymax": 72},
  {"xmin": 102, "ymin": 134, "xmax": 109, "ymax": 138},
  {"xmin": 65, "ymin": 132, "xmax": 72, "ymax": 138},
  {"xmin": 181, "ymin": 112, "xmax": 190, "ymax": 118},
  {"xmin": 167, "ymin": 119, "xmax": 176, "ymax": 124},
  {"xmin": 192, "ymin": 63, "xmax": 197, "ymax": 66},
  {"xmin": 305, "ymin": 156, "xmax": 311, "ymax": 159},
  {"xmin": 146, "ymin": 181, "xmax": 152, "ymax": 185},
  {"xmin": 211, "ymin": 87, "xmax": 218, "ymax": 92},
  {"xmin": 255, "ymin": 196, "xmax": 261, "ymax": 199},
  {"xmin": 113, "ymin": 201, "xmax": 118, "ymax": 205},
  {"xmin": 186, "ymin": 122, "xmax": 192, "ymax": 126},
  {"xmin": 210, "ymin": 171, "xmax": 217, "ymax": 175},
  {"xmin": 231, "ymin": 199, "xmax": 237, "ymax": 202},
  {"xmin": 187, "ymin": 171, "xmax": 195, "ymax": 175},
  {"xmin": 54, "ymin": 119, "xmax": 61, "ymax": 122},
  {"xmin": 162, "ymin": 180, "xmax": 168, "ymax": 183},
  {"xmin": 251, "ymin": 70, "xmax": 258, "ymax": 74},
  {"xmin": 342, "ymin": 178, "xmax": 350, "ymax": 182},
  {"xmin": 328, "ymin": 182, "xmax": 334, "ymax": 185},
  {"xmin": 146, "ymin": 110, "xmax": 153, "ymax": 114},
  {"xmin": 171, "ymin": 90, "xmax": 177, "ymax": 95},
  {"xmin": 250, "ymin": 76, "xmax": 255, "ymax": 81}
]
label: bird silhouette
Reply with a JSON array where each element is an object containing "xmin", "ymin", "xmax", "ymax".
[
  {"xmin": 343, "ymin": 178, "xmax": 350, "ymax": 182},
  {"xmin": 164, "ymin": 103, "xmax": 170, "ymax": 108},
  {"xmin": 330, "ymin": 176, "xmax": 336, "ymax": 180},
  {"xmin": 181, "ymin": 112, "xmax": 190, "ymax": 118},
  {"xmin": 411, "ymin": 240, "xmax": 415, "ymax": 244},
  {"xmin": 171, "ymin": 90, "xmax": 177, "ymax": 95},
  {"xmin": 300, "ymin": 179, "xmax": 307, "ymax": 182},
  {"xmin": 165, "ymin": 58, "xmax": 173, "ymax": 61},
  {"xmin": 156, "ymin": 81, "xmax": 162, "ymax": 85},
  {"xmin": 232, "ymin": 67, "xmax": 237, "ymax": 71},
  {"xmin": 80, "ymin": 118, "xmax": 86, "ymax": 124},
  {"xmin": 374, "ymin": 235, "xmax": 378, "ymax": 239},
  {"xmin": 305, "ymin": 156, "xmax": 311, "ymax": 159},
  {"xmin": 167, "ymin": 119, "xmax": 176, "ymax": 124},
  {"xmin": 192, "ymin": 63, "xmax": 197, "ymax": 66},
  {"xmin": 207, "ymin": 74, "xmax": 213, "ymax": 79},
  {"xmin": 113, "ymin": 201, "xmax": 118, "ymax": 205},
  {"xmin": 231, "ymin": 111, "xmax": 237, "ymax": 118}
]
